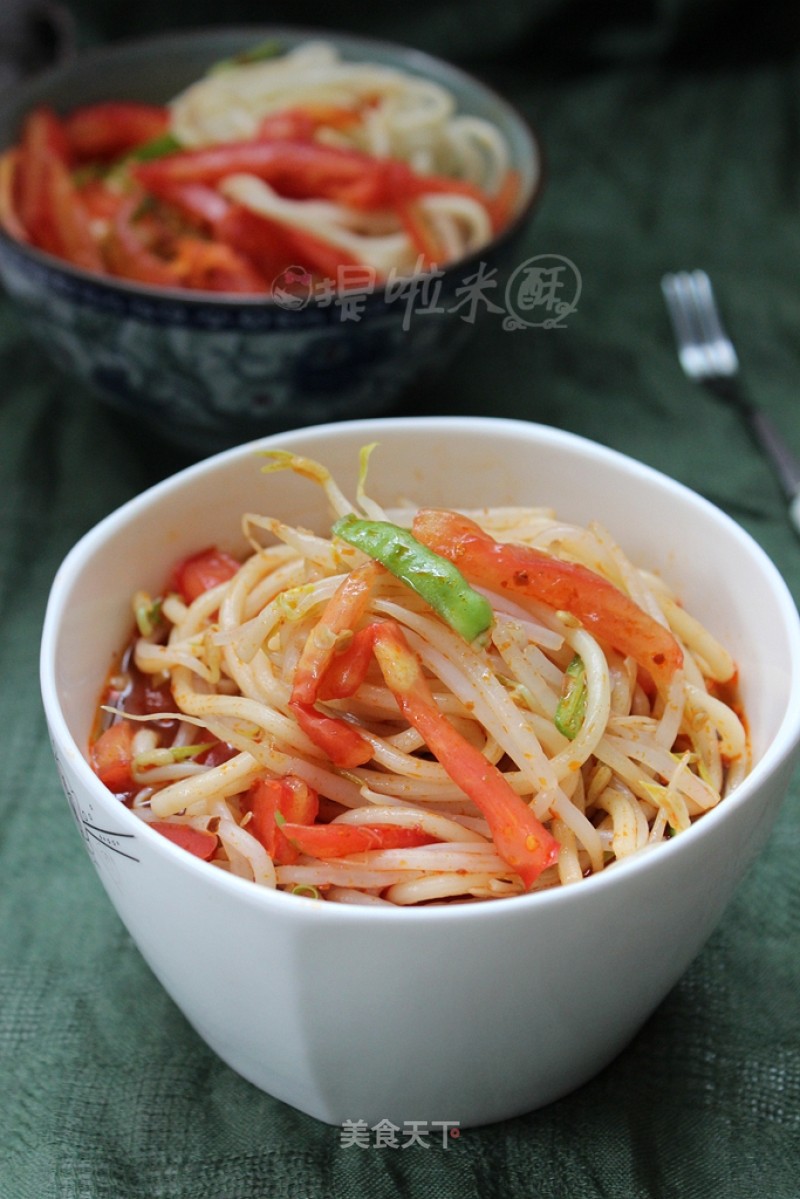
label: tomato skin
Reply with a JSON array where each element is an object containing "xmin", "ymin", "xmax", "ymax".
[
  {"xmin": 171, "ymin": 235, "xmax": 268, "ymax": 293},
  {"xmin": 103, "ymin": 197, "xmax": 178, "ymax": 286},
  {"xmin": 288, "ymin": 563, "xmax": 377, "ymax": 767},
  {"xmin": 316, "ymin": 625, "xmax": 378, "ymax": 701},
  {"xmin": 155, "ymin": 181, "xmax": 233, "ymax": 229},
  {"xmin": 290, "ymin": 701, "xmax": 374, "ymax": 769},
  {"xmin": 77, "ymin": 178, "xmax": 127, "ymax": 223},
  {"xmin": 135, "ymin": 139, "xmax": 371, "ymax": 196},
  {"xmin": 216, "ymin": 203, "xmax": 365, "ymax": 286},
  {"xmin": 90, "ymin": 721, "xmax": 135, "ymax": 792},
  {"xmin": 43, "ymin": 153, "xmax": 104, "ymax": 272},
  {"xmin": 149, "ymin": 822, "xmax": 218, "ymax": 860},
  {"xmin": 248, "ymin": 777, "xmax": 319, "ymax": 864},
  {"xmin": 291, "ymin": 564, "xmax": 377, "ymax": 706},
  {"xmin": 280, "ymin": 822, "xmax": 436, "ymax": 859},
  {"xmin": 169, "ymin": 547, "xmax": 241, "ymax": 603},
  {"xmin": 256, "ymin": 104, "xmax": 361, "ymax": 142},
  {"xmin": 371, "ymin": 621, "xmax": 559, "ymax": 889},
  {"xmin": 196, "ymin": 739, "xmax": 238, "ymax": 768},
  {"xmin": 15, "ymin": 106, "xmax": 70, "ymax": 252},
  {"xmin": 64, "ymin": 102, "xmax": 170, "ymax": 163},
  {"xmin": 412, "ymin": 508, "xmax": 684, "ymax": 695},
  {"xmin": 13, "ymin": 104, "xmax": 114, "ymax": 274}
]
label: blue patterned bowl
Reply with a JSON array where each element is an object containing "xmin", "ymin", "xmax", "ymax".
[{"xmin": 0, "ymin": 27, "xmax": 543, "ymax": 455}]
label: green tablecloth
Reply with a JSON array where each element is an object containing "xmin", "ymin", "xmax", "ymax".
[{"xmin": 2, "ymin": 3, "xmax": 799, "ymax": 1196}]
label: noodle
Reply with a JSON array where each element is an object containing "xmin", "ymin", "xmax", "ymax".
[
  {"xmin": 170, "ymin": 41, "xmax": 511, "ymax": 193},
  {"xmin": 91, "ymin": 451, "xmax": 749, "ymax": 906}
]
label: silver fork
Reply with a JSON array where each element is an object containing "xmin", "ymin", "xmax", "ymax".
[{"xmin": 661, "ymin": 269, "xmax": 800, "ymax": 536}]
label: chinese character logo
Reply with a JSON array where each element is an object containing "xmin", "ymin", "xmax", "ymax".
[
  {"xmin": 339, "ymin": 1118, "xmax": 461, "ymax": 1149},
  {"xmin": 271, "ymin": 265, "xmax": 313, "ymax": 311},
  {"xmin": 503, "ymin": 253, "xmax": 581, "ymax": 330}
]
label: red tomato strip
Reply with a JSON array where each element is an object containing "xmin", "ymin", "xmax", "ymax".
[
  {"xmin": 15, "ymin": 107, "xmax": 70, "ymax": 252},
  {"xmin": 289, "ymin": 701, "xmax": 374, "ymax": 769},
  {"xmin": 44, "ymin": 154, "xmax": 104, "ymax": 271},
  {"xmin": 289, "ymin": 563, "xmax": 378, "ymax": 768},
  {"xmin": 248, "ymin": 776, "xmax": 319, "ymax": 864},
  {"xmin": 0, "ymin": 150, "xmax": 28, "ymax": 241},
  {"xmin": 90, "ymin": 721, "xmax": 135, "ymax": 793},
  {"xmin": 103, "ymin": 198, "xmax": 178, "ymax": 286},
  {"xmin": 371, "ymin": 621, "xmax": 559, "ymax": 888},
  {"xmin": 280, "ymin": 821, "xmax": 436, "ymax": 859},
  {"xmin": 216, "ymin": 203, "xmax": 366, "ymax": 283},
  {"xmin": 171, "ymin": 236, "xmax": 268, "ymax": 293},
  {"xmin": 77, "ymin": 177, "xmax": 127, "ymax": 224},
  {"xmin": 135, "ymin": 139, "xmax": 371, "ymax": 196},
  {"xmin": 150, "ymin": 822, "xmax": 218, "ymax": 860},
  {"xmin": 64, "ymin": 102, "xmax": 170, "ymax": 163},
  {"xmin": 154, "ymin": 181, "xmax": 233, "ymax": 228},
  {"xmin": 169, "ymin": 546, "xmax": 241, "ymax": 603},
  {"xmin": 292, "ymin": 563, "xmax": 379, "ymax": 705},
  {"xmin": 316, "ymin": 625, "xmax": 378, "ymax": 700},
  {"xmin": 412, "ymin": 509, "xmax": 683, "ymax": 695},
  {"xmin": 256, "ymin": 104, "xmax": 362, "ymax": 142}
]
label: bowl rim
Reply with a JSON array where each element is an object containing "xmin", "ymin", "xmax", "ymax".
[
  {"xmin": 0, "ymin": 23, "xmax": 545, "ymax": 311},
  {"xmin": 39, "ymin": 415, "xmax": 800, "ymax": 924}
]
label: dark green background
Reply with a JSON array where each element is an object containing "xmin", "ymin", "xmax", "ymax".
[{"xmin": 2, "ymin": 3, "xmax": 799, "ymax": 1196}]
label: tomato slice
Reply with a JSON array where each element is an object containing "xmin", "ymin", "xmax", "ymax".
[
  {"xmin": 135, "ymin": 139, "xmax": 370, "ymax": 196},
  {"xmin": 288, "ymin": 563, "xmax": 377, "ymax": 766},
  {"xmin": 44, "ymin": 154, "xmax": 104, "ymax": 271},
  {"xmin": 77, "ymin": 177, "xmax": 127, "ymax": 224},
  {"xmin": 64, "ymin": 102, "xmax": 170, "ymax": 163},
  {"xmin": 154, "ymin": 181, "xmax": 233, "ymax": 229},
  {"xmin": 149, "ymin": 822, "xmax": 218, "ymax": 860},
  {"xmin": 171, "ymin": 236, "xmax": 268, "ymax": 293},
  {"xmin": 103, "ymin": 197, "xmax": 178, "ymax": 286},
  {"xmin": 371, "ymin": 621, "xmax": 559, "ymax": 889},
  {"xmin": 279, "ymin": 821, "xmax": 436, "ymax": 859},
  {"xmin": 248, "ymin": 776, "xmax": 319, "ymax": 864},
  {"xmin": 412, "ymin": 508, "xmax": 684, "ymax": 695},
  {"xmin": 0, "ymin": 149, "xmax": 27, "ymax": 241},
  {"xmin": 291, "ymin": 564, "xmax": 378, "ymax": 706},
  {"xmin": 15, "ymin": 106, "xmax": 70, "ymax": 250},
  {"xmin": 289, "ymin": 700, "xmax": 374, "ymax": 769},
  {"xmin": 256, "ymin": 105, "xmax": 361, "ymax": 142},
  {"xmin": 316, "ymin": 625, "xmax": 378, "ymax": 701},
  {"xmin": 217, "ymin": 203, "xmax": 365, "ymax": 285},
  {"xmin": 169, "ymin": 547, "xmax": 241, "ymax": 603},
  {"xmin": 90, "ymin": 721, "xmax": 135, "ymax": 793}
]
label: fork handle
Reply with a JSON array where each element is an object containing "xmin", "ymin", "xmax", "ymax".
[
  {"xmin": 705, "ymin": 376, "xmax": 800, "ymax": 500},
  {"xmin": 747, "ymin": 407, "xmax": 800, "ymax": 499}
]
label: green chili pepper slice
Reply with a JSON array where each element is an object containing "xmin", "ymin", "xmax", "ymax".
[
  {"xmin": 554, "ymin": 654, "xmax": 587, "ymax": 740},
  {"xmin": 332, "ymin": 514, "xmax": 493, "ymax": 646},
  {"xmin": 124, "ymin": 131, "xmax": 183, "ymax": 163},
  {"xmin": 210, "ymin": 39, "xmax": 282, "ymax": 74}
]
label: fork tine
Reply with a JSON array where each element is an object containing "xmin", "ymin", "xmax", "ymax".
[
  {"xmin": 685, "ymin": 270, "xmax": 739, "ymax": 375},
  {"xmin": 660, "ymin": 271, "xmax": 709, "ymax": 379}
]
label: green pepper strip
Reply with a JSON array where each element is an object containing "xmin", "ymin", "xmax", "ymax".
[
  {"xmin": 210, "ymin": 39, "xmax": 282, "ymax": 74},
  {"xmin": 554, "ymin": 654, "xmax": 587, "ymax": 740},
  {"xmin": 332, "ymin": 514, "xmax": 494, "ymax": 646},
  {"xmin": 124, "ymin": 132, "xmax": 183, "ymax": 163}
]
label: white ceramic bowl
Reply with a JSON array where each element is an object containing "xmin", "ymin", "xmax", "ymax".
[{"xmin": 40, "ymin": 416, "xmax": 800, "ymax": 1128}]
